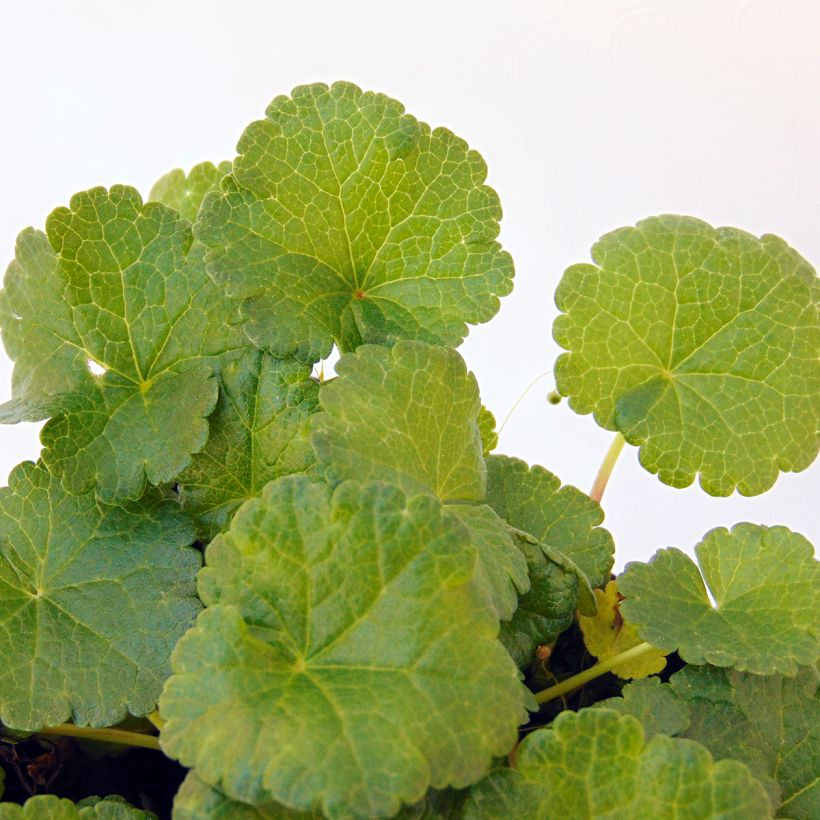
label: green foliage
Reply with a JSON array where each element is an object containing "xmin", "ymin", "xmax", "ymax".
[
  {"xmin": 554, "ymin": 215, "xmax": 819, "ymax": 495},
  {"xmin": 149, "ymin": 161, "xmax": 232, "ymax": 223},
  {"xmin": 671, "ymin": 664, "xmax": 819, "ymax": 817},
  {"xmin": 0, "ymin": 186, "xmax": 242, "ymax": 501},
  {"xmin": 0, "ymin": 81, "xmax": 816, "ymax": 819},
  {"xmin": 619, "ymin": 523, "xmax": 819, "ymax": 674},
  {"xmin": 0, "ymin": 795, "xmax": 153, "ymax": 818},
  {"xmin": 195, "ymin": 81, "xmax": 514, "ymax": 362},
  {"xmin": 177, "ymin": 349, "xmax": 320, "ymax": 539},
  {"xmin": 160, "ymin": 477, "xmax": 525, "ymax": 817},
  {"xmin": 0, "ymin": 461, "xmax": 200, "ymax": 730},
  {"xmin": 463, "ymin": 708, "xmax": 773, "ymax": 818}
]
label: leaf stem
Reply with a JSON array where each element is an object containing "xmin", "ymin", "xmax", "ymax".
[
  {"xmin": 589, "ymin": 433, "xmax": 625, "ymax": 503},
  {"xmin": 532, "ymin": 641, "xmax": 656, "ymax": 705},
  {"xmin": 37, "ymin": 723, "xmax": 161, "ymax": 751}
]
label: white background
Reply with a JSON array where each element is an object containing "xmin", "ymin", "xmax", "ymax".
[{"xmin": 0, "ymin": 0, "xmax": 817, "ymax": 569}]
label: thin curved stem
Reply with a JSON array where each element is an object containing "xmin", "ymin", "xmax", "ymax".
[
  {"xmin": 37, "ymin": 723, "xmax": 161, "ymax": 751},
  {"xmin": 532, "ymin": 641, "xmax": 656, "ymax": 705},
  {"xmin": 497, "ymin": 370, "xmax": 554, "ymax": 435},
  {"xmin": 589, "ymin": 433, "xmax": 625, "ymax": 503}
]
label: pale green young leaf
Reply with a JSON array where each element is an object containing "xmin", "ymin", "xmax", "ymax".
[
  {"xmin": 619, "ymin": 523, "xmax": 819, "ymax": 674},
  {"xmin": 477, "ymin": 406, "xmax": 498, "ymax": 456},
  {"xmin": 160, "ymin": 476, "xmax": 525, "ymax": 818},
  {"xmin": 485, "ymin": 455, "xmax": 614, "ymax": 588},
  {"xmin": 0, "ymin": 461, "xmax": 200, "ymax": 731},
  {"xmin": 0, "ymin": 186, "xmax": 242, "ymax": 501},
  {"xmin": 594, "ymin": 677, "xmax": 691, "ymax": 740},
  {"xmin": 671, "ymin": 664, "xmax": 819, "ymax": 818},
  {"xmin": 553, "ymin": 216, "xmax": 819, "ymax": 495},
  {"xmin": 0, "ymin": 795, "xmax": 154, "ymax": 819},
  {"xmin": 312, "ymin": 342, "xmax": 486, "ymax": 500},
  {"xmin": 311, "ymin": 341, "xmax": 528, "ymax": 619},
  {"xmin": 195, "ymin": 81, "xmax": 514, "ymax": 361},
  {"xmin": 177, "ymin": 350, "xmax": 320, "ymax": 539},
  {"xmin": 149, "ymin": 161, "xmax": 232, "ymax": 223},
  {"xmin": 463, "ymin": 709, "xmax": 772, "ymax": 819}
]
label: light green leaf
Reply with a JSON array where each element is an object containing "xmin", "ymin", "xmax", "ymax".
[
  {"xmin": 0, "ymin": 461, "xmax": 200, "ymax": 730},
  {"xmin": 477, "ymin": 406, "xmax": 498, "ymax": 456},
  {"xmin": 0, "ymin": 185, "xmax": 242, "ymax": 501},
  {"xmin": 578, "ymin": 581, "xmax": 668, "ymax": 679},
  {"xmin": 174, "ymin": 771, "xmax": 314, "ymax": 819},
  {"xmin": 195, "ymin": 81, "xmax": 514, "ymax": 361},
  {"xmin": 463, "ymin": 708, "xmax": 773, "ymax": 819},
  {"xmin": 174, "ymin": 772, "xmax": 464, "ymax": 820},
  {"xmin": 671, "ymin": 664, "xmax": 820, "ymax": 818},
  {"xmin": 0, "ymin": 795, "xmax": 154, "ymax": 818},
  {"xmin": 553, "ymin": 215, "xmax": 819, "ymax": 496},
  {"xmin": 177, "ymin": 350, "xmax": 320, "ymax": 539},
  {"xmin": 594, "ymin": 677, "xmax": 691, "ymax": 740},
  {"xmin": 160, "ymin": 476, "xmax": 525, "ymax": 818},
  {"xmin": 485, "ymin": 455, "xmax": 614, "ymax": 588},
  {"xmin": 149, "ymin": 161, "xmax": 232, "ymax": 223},
  {"xmin": 311, "ymin": 342, "xmax": 528, "ymax": 619},
  {"xmin": 312, "ymin": 342, "xmax": 485, "ymax": 500},
  {"xmin": 619, "ymin": 523, "xmax": 820, "ymax": 675}
]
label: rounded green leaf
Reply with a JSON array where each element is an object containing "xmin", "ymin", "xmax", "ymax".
[
  {"xmin": 0, "ymin": 795, "xmax": 154, "ymax": 819},
  {"xmin": 486, "ymin": 455, "xmax": 614, "ymax": 588},
  {"xmin": 160, "ymin": 476, "xmax": 525, "ymax": 818},
  {"xmin": 619, "ymin": 523, "xmax": 820, "ymax": 674},
  {"xmin": 149, "ymin": 160, "xmax": 232, "ymax": 223},
  {"xmin": 0, "ymin": 185, "xmax": 243, "ymax": 501},
  {"xmin": 463, "ymin": 709, "xmax": 772, "ymax": 819},
  {"xmin": 310, "ymin": 341, "xmax": 528, "ymax": 619},
  {"xmin": 594, "ymin": 677, "xmax": 691, "ymax": 740},
  {"xmin": 195, "ymin": 81, "xmax": 514, "ymax": 361},
  {"xmin": 0, "ymin": 461, "xmax": 200, "ymax": 730},
  {"xmin": 671, "ymin": 664, "xmax": 819, "ymax": 817},
  {"xmin": 177, "ymin": 350, "xmax": 320, "ymax": 539},
  {"xmin": 553, "ymin": 215, "xmax": 819, "ymax": 496},
  {"xmin": 174, "ymin": 771, "xmax": 311, "ymax": 819}
]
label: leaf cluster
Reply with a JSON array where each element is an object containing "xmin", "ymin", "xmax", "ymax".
[{"xmin": 0, "ymin": 81, "xmax": 817, "ymax": 818}]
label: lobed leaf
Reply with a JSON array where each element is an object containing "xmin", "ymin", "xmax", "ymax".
[
  {"xmin": 0, "ymin": 185, "xmax": 243, "ymax": 501},
  {"xmin": 0, "ymin": 795, "xmax": 154, "ymax": 818},
  {"xmin": 463, "ymin": 708, "xmax": 773, "ymax": 819},
  {"xmin": 477, "ymin": 406, "xmax": 498, "ymax": 457},
  {"xmin": 177, "ymin": 349, "xmax": 320, "ymax": 539},
  {"xmin": 149, "ymin": 161, "xmax": 232, "ymax": 223},
  {"xmin": 553, "ymin": 215, "xmax": 819, "ymax": 495},
  {"xmin": 0, "ymin": 461, "xmax": 200, "ymax": 730},
  {"xmin": 619, "ymin": 523, "xmax": 820, "ymax": 674},
  {"xmin": 311, "ymin": 341, "xmax": 528, "ymax": 619},
  {"xmin": 578, "ymin": 580, "xmax": 668, "ymax": 679},
  {"xmin": 160, "ymin": 476, "xmax": 525, "ymax": 818},
  {"xmin": 593, "ymin": 677, "xmax": 691, "ymax": 740},
  {"xmin": 195, "ymin": 81, "xmax": 514, "ymax": 361},
  {"xmin": 485, "ymin": 455, "xmax": 614, "ymax": 588},
  {"xmin": 671, "ymin": 664, "xmax": 820, "ymax": 818}
]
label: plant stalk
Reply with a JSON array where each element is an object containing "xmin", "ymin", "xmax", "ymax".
[
  {"xmin": 532, "ymin": 641, "xmax": 656, "ymax": 705},
  {"xmin": 589, "ymin": 433, "xmax": 625, "ymax": 503},
  {"xmin": 37, "ymin": 723, "xmax": 161, "ymax": 751}
]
